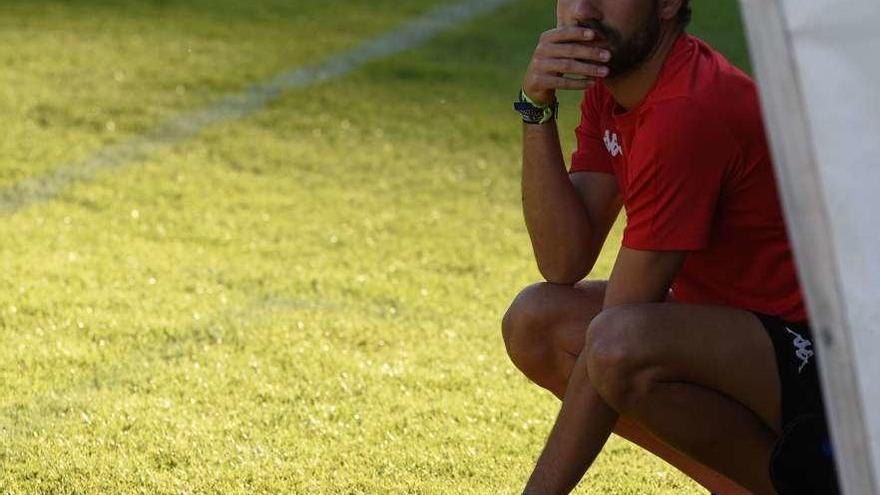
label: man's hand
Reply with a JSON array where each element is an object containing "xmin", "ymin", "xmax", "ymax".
[{"xmin": 523, "ymin": 27, "xmax": 611, "ymax": 106}]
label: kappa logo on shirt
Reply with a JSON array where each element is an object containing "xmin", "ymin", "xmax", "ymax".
[
  {"xmin": 604, "ymin": 130, "xmax": 623, "ymax": 157},
  {"xmin": 785, "ymin": 326, "xmax": 815, "ymax": 373}
]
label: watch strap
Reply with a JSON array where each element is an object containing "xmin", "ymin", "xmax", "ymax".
[{"xmin": 514, "ymin": 89, "xmax": 558, "ymax": 125}]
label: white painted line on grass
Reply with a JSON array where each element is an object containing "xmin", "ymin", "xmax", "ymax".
[{"xmin": 0, "ymin": 0, "xmax": 515, "ymax": 215}]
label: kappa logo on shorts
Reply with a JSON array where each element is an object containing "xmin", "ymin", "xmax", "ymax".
[
  {"xmin": 604, "ymin": 130, "xmax": 623, "ymax": 157},
  {"xmin": 785, "ymin": 327, "xmax": 815, "ymax": 373}
]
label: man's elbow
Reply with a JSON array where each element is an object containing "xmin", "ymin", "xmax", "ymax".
[{"xmin": 537, "ymin": 259, "xmax": 592, "ymax": 286}]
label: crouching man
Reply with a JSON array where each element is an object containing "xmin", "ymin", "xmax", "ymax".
[{"xmin": 503, "ymin": 1, "xmax": 838, "ymax": 493}]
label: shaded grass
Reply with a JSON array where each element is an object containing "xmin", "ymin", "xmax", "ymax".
[{"xmin": 0, "ymin": 0, "xmax": 749, "ymax": 493}]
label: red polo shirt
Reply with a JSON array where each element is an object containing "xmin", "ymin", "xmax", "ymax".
[{"xmin": 570, "ymin": 34, "xmax": 806, "ymax": 322}]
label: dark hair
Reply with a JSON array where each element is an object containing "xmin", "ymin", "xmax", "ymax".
[{"xmin": 677, "ymin": 0, "xmax": 692, "ymax": 29}]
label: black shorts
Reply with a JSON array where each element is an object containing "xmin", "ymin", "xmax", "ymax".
[
  {"xmin": 752, "ymin": 312, "xmax": 840, "ymax": 495},
  {"xmin": 752, "ymin": 313, "xmax": 824, "ymax": 423}
]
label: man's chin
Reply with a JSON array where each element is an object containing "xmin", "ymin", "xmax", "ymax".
[{"xmin": 605, "ymin": 58, "xmax": 652, "ymax": 80}]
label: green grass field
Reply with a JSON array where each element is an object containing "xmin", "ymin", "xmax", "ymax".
[{"xmin": 0, "ymin": 1, "xmax": 749, "ymax": 493}]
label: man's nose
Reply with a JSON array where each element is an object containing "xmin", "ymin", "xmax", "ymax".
[{"xmin": 570, "ymin": 0, "xmax": 602, "ymax": 24}]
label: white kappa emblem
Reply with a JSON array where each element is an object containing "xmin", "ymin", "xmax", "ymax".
[
  {"xmin": 604, "ymin": 129, "xmax": 622, "ymax": 157},
  {"xmin": 785, "ymin": 327, "xmax": 815, "ymax": 373}
]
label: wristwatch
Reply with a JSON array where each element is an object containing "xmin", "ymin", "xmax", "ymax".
[{"xmin": 514, "ymin": 89, "xmax": 558, "ymax": 125}]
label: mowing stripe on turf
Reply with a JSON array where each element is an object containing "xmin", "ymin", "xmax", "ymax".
[{"xmin": 0, "ymin": 0, "xmax": 515, "ymax": 215}]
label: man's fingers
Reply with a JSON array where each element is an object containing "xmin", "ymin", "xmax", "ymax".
[
  {"xmin": 540, "ymin": 26, "xmax": 597, "ymax": 44},
  {"xmin": 522, "ymin": 27, "xmax": 604, "ymax": 102},
  {"xmin": 535, "ymin": 74, "xmax": 596, "ymax": 91},
  {"xmin": 540, "ymin": 43, "xmax": 611, "ymax": 65},
  {"xmin": 539, "ymin": 58, "xmax": 609, "ymax": 79}
]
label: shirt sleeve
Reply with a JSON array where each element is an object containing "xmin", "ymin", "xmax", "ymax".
[
  {"xmin": 622, "ymin": 98, "xmax": 734, "ymax": 251},
  {"xmin": 570, "ymin": 87, "xmax": 614, "ymax": 175}
]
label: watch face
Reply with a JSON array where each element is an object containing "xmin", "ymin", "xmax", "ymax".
[{"xmin": 514, "ymin": 101, "xmax": 547, "ymax": 123}]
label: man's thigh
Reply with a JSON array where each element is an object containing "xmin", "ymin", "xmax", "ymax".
[{"xmin": 590, "ymin": 303, "xmax": 782, "ymax": 432}]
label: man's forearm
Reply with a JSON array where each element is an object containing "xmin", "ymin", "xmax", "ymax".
[
  {"xmin": 522, "ymin": 122, "xmax": 594, "ymax": 284},
  {"xmin": 523, "ymin": 350, "xmax": 618, "ymax": 494}
]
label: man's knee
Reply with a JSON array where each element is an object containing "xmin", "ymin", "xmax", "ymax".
[
  {"xmin": 586, "ymin": 306, "xmax": 660, "ymax": 412},
  {"xmin": 501, "ymin": 283, "xmax": 558, "ymax": 371}
]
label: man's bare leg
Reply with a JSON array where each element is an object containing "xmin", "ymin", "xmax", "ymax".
[
  {"xmin": 502, "ymin": 282, "xmax": 752, "ymax": 494},
  {"xmin": 586, "ymin": 303, "xmax": 783, "ymax": 494}
]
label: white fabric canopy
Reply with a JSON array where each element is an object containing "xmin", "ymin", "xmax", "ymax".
[{"xmin": 739, "ymin": 0, "xmax": 880, "ymax": 492}]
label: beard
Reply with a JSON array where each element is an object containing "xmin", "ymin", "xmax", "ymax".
[{"xmin": 580, "ymin": 3, "xmax": 662, "ymax": 78}]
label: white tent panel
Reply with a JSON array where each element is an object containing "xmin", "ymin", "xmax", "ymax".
[
  {"xmin": 782, "ymin": 0, "xmax": 880, "ymax": 448},
  {"xmin": 739, "ymin": 0, "xmax": 880, "ymax": 492}
]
